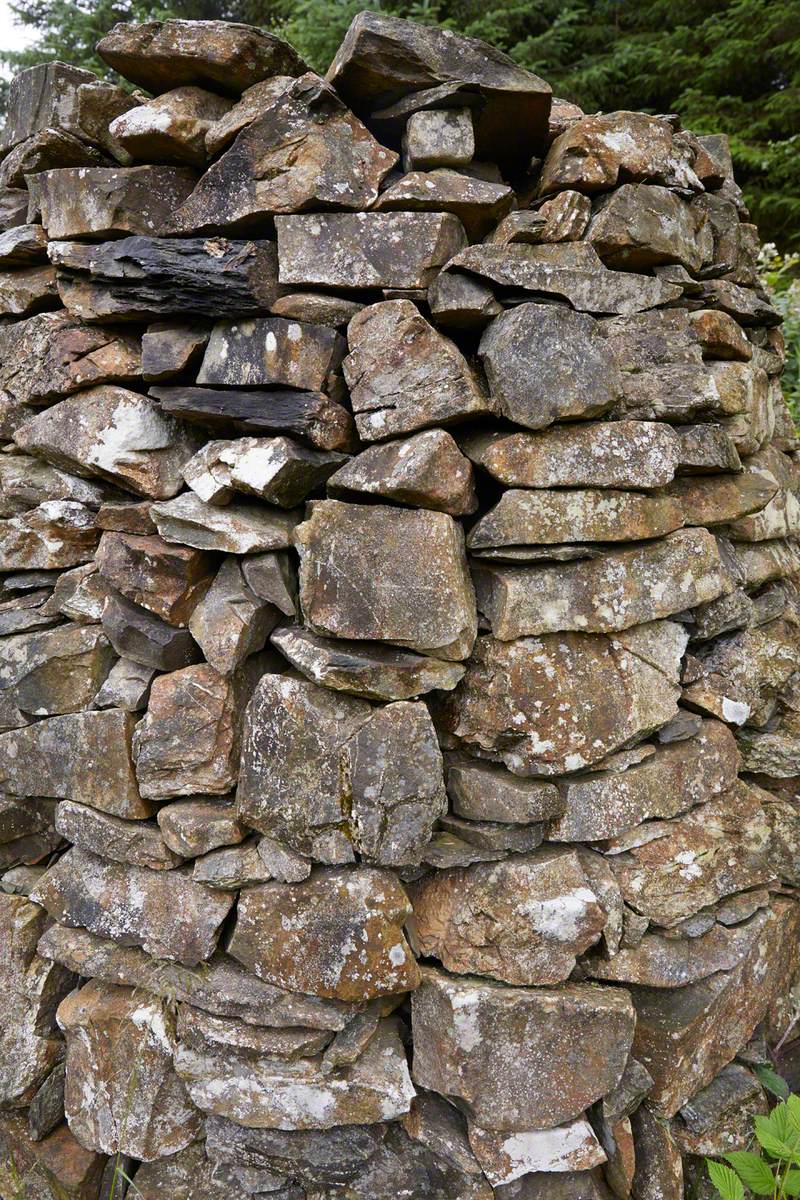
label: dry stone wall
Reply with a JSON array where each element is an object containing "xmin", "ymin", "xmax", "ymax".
[{"xmin": 0, "ymin": 13, "xmax": 798, "ymax": 1200}]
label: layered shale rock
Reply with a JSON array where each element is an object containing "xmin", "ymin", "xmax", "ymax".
[{"xmin": 0, "ymin": 14, "xmax": 798, "ymax": 1200}]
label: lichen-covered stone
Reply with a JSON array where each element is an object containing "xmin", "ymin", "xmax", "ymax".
[
  {"xmin": 439, "ymin": 622, "xmax": 687, "ymax": 775},
  {"xmin": 0, "ymin": 312, "xmax": 141, "ymax": 404},
  {"xmin": 474, "ymin": 528, "xmax": 733, "ymax": 637},
  {"xmin": 479, "ymin": 303, "xmax": 621, "ymax": 429},
  {"xmin": 56, "ymin": 980, "xmax": 202, "ymax": 1160},
  {"xmin": 132, "ymin": 661, "xmax": 258, "ymax": 798},
  {"xmin": 15, "ymin": 386, "xmax": 199, "ymax": 499},
  {"xmin": 32, "ymin": 847, "xmax": 235, "ymax": 965},
  {"xmin": 459, "ymin": 421, "xmax": 681, "ymax": 489},
  {"xmin": 326, "ymin": 429, "xmax": 477, "ymax": 515},
  {"xmin": 174, "ymin": 1017, "xmax": 415, "ymax": 1129},
  {"xmin": 276, "ymin": 212, "xmax": 466, "ymax": 290},
  {"xmin": 238, "ymin": 674, "xmax": 446, "ymax": 865},
  {"xmin": 411, "ymin": 967, "xmax": 635, "ymax": 1130},
  {"xmin": 97, "ymin": 19, "xmax": 308, "ymax": 94},
  {"xmin": 271, "ymin": 625, "xmax": 465, "ymax": 701},
  {"xmin": 295, "ymin": 500, "xmax": 477, "ymax": 660},
  {"xmin": 326, "ymin": 11, "xmax": 551, "ymax": 168},
  {"xmin": 169, "ymin": 74, "xmax": 397, "ymax": 234},
  {"xmin": 408, "ymin": 848, "xmax": 606, "ymax": 984},
  {"xmin": 32, "ymin": 165, "xmax": 197, "ymax": 240},
  {"xmin": 95, "ymin": 531, "xmax": 214, "ymax": 625},
  {"xmin": 0, "ymin": 710, "xmax": 148, "ymax": 817},
  {"xmin": 228, "ymin": 868, "xmax": 419, "ymax": 1000}
]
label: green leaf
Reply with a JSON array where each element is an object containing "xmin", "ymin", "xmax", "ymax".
[
  {"xmin": 783, "ymin": 1168, "xmax": 800, "ymax": 1197},
  {"xmin": 723, "ymin": 1150, "xmax": 775, "ymax": 1195},
  {"xmin": 706, "ymin": 1160, "xmax": 745, "ymax": 1200},
  {"xmin": 753, "ymin": 1123, "xmax": 796, "ymax": 1161},
  {"xmin": 756, "ymin": 1064, "xmax": 791, "ymax": 1100}
]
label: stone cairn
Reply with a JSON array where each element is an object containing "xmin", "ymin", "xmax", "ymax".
[{"xmin": 0, "ymin": 12, "xmax": 798, "ymax": 1200}]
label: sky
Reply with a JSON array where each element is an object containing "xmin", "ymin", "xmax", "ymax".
[{"xmin": 0, "ymin": 0, "xmax": 36, "ymax": 55}]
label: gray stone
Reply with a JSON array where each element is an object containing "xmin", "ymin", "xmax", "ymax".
[
  {"xmin": 275, "ymin": 212, "xmax": 466, "ymax": 290},
  {"xmin": 150, "ymin": 492, "xmax": 299, "ymax": 554},
  {"xmin": 605, "ymin": 781, "xmax": 774, "ymax": 927},
  {"xmin": 412, "ymin": 967, "xmax": 635, "ymax": 1131},
  {"xmin": 108, "ymin": 86, "xmax": 233, "ymax": 165},
  {"xmin": 459, "ymin": 421, "xmax": 681, "ymax": 489},
  {"xmin": 57, "ymin": 979, "xmax": 202, "ymax": 1160},
  {"xmin": 548, "ymin": 718, "xmax": 739, "ymax": 841},
  {"xmin": 188, "ymin": 557, "xmax": 278, "ymax": 673},
  {"xmin": 38, "ymin": 923, "xmax": 354, "ymax": 1030},
  {"xmin": 539, "ymin": 110, "xmax": 701, "ymax": 195},
  {"xmin": 238, "ymin": 673, "xmax": 446, "ymax": 866},
  {"xmin": 326, "ymin": 11, "xmax": 551, "ymax": 168},
  {"xmin": 439, "ymin": 242, "xmax": 682, "ymax": 315},
  {"xmin": 0, "ymin": 224, "xmax": 48, "ymax": 266},
  {"xmin": 403, "ymin": 108, "xmax": 475, "ymax": 169},
  {"xmin": 587, "ymin": 184, "xmax": 711, "ymax": 271},
  {"xmin": 295, "ymin": 500, "xmax": 476, "ymax": 660},
  {"xmin": 327, "ymin": 429, "xmax": 477, "ymax": 515},
  {"xmin": 151, "ymin": 383, "xmax": 356, "ymax": 451},
  {"xmin": 0, "ymin": 312, "xmax": 141, "ymax": 405},
  {"xmin": 101, "ymin": 588, "xmax": 201, "ymax": 671},
  {"xmin": 198, "ymin": 316, "xmax": 344, "ymax": 393},
  {"xmin": 168, "ymin": 74, "xmax": 396, "ymax": 234},
  {"xmin": 182, "ymin": 436, "xmax": 346, "ymax": 508},
  {"xmin": 270, "ymin": 625, "xmax": 465, "ymax": 701},
  {"xmin": 0, "ymin": 710, "xmax": 149, "ymax": 817},
  {"xmin": 157, "ymin": 798, "xmax": 245, "ymax": 857},
  {"xmin": 97, "ymin": 19, "xmax": 307, "ymax": 94},
  {"xmin": 132, "ymin": 661, "xmax": 259, "ymax": 799},
  {"xmin": 445, "ymin": 756, "xmax": 564, "ymax": 823},
  {"xmin": 474, "ymin": 528, "xmax": 733, "ymax": 637},
  {"xmin": 467, "ymin": 487, "xmax": 684, "ymax": 549},
  {"xmin": 375, "ymin": 169, "xmax": 514, "ymax": 240},
  {"xmin": 174, "ymin": 1017, "xmax": 415, "ymax": 1129},
  {"xmin": 479, "ymin": 303, "xmax": 621, "ymax": 429},
  {"xmin": 32, "ymin": 847, "xmax": 235, "ymax": 965},
  {"xmin": 0, "ymin": 263, "xmax": 58, "ymax": 316},
  {"xmin": 15, "ymin": 386, "xmax": 199, "ymax": 500},
  {"xmin": 342, "ymin": 300, "xmax": 491, "ymax": 441},
  {"xmin": 54, "ymin": 800, "xmax": 182, "ymax": 870},
  {"xmin": 0, "ymin": 623, "xmax": 113, "ymax": 716}
]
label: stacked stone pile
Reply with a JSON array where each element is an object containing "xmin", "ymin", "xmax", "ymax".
[{"xmin": 0, "ymin": 11, "xmax": 798, "ymax": 1199}]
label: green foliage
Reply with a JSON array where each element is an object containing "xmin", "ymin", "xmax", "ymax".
[
  {"xmin": 707, "ymin": 1094, "xmax": 800, "ymax": 1200},
  {"xmin": 2, "ymin": 0, "xmax": 797, "ymax": 248}
]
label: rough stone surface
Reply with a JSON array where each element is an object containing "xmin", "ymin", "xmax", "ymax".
[
  {"xmin": 327, "ymin": 429, "xmax": 477, "ymax": 515},
  {"xmin": 169, "ymin": 74, "xmax": 397, "ymax": 234},
  {"xmin": 15, "ymin": 386, "xmax": 198, "ymax": 499},
  {"xmin": 408, "ymin": 848, "xmax": 606, "ymax": 984},
  {"xmin": 32, "ymin": 847, "xmax": 235, "ymax": 965},
  {"xmin": 295, "ymin": 500, "xmax": 477, "ymax": 660},
  {"xmin": 228, "ymin": 868, "xmax": 419, "ymax": 1000},
  {"xmin": 97, "ymin": 19, "xmax": 308, "ymax": 94},
  {"xmin": 412, "ymin": 967, "xmax": 635, "ymax": 1130},
  {"xmin": 343, "ymin": 299, "xmax": 491, "ymax": 441},
  {"xmin": 56, "ymin": 979, "xmax": 202, "ymax": 1160},
  {"xmin": 439, "ymin": 622, "xmax": 687, "ymax": 775}
]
